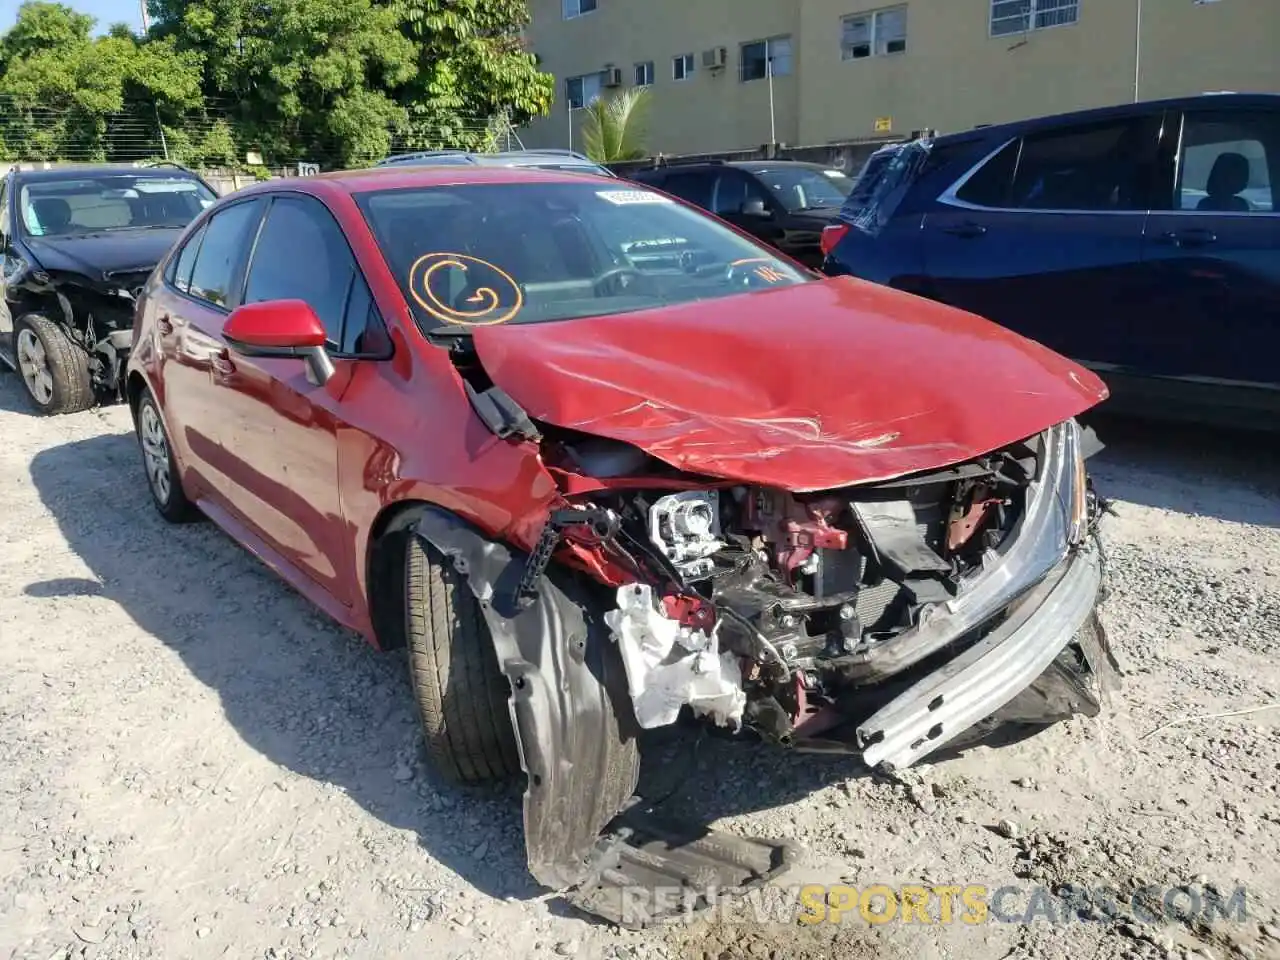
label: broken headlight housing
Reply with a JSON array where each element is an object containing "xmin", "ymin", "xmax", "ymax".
[{"xmin": 846, "ymin": 418, "xmax": 1089, "ymax": 679}]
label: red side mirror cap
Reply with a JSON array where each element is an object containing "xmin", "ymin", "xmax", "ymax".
[{"xmin": 223, "ymin": 300, "xmax": 327, "ymax": 351}]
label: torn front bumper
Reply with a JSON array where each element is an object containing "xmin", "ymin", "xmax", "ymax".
[
  {"xmin": 856, "ymin": 539, "xmax": 1107, "ymax": 772},
  {"xmin": 410, "ymin": 508, "xmax": 795, "ymax": 925}
]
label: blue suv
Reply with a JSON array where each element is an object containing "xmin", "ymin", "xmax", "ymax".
[{"xmin": 821, "ymin": 93, "xmax": 1280, "ymax": 428}]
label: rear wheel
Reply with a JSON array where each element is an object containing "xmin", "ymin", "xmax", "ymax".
[
  {"xmin": 13, "ymin": 314, "xmax": 93, "ymax": 415},
  {"xmin": 404, "ymin": 534, "xmax": 520, "ymax": 783},
  {"xmin": 135, "ymin": 390, "xmax": 200, "ymax": 524}
]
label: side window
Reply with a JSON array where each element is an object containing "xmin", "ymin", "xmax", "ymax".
[
  {"xmin": 1007, "ymin": 116, "xmax": 1163, "ymax": 211},
  {"xmin": 187, "ymin": 200, "xmax": 264, "ymax": 307},
  {"xmin": 170, "ymin": 222, "xmax": 207, "ymax": 294},
  {"xmin": 243, "ymin": 196, "xmax": 355, "ymax": 348},
  {"xmin": 1178, "ymin": 110, "xmax": 1276, "ymax": 213},
  {"xmin": 955, "ymin": 140, "xmax": 1020, "ymax": 207},
  {"xmin": 339, "ymin": 274, "xmax": 392, "ymax": 356},
  {"xmin": 711, "ymin": 171, "xmax": 769, "ymax": 215},
  {"xmin": 0, "ymin": 178, "xmax": 10, "ymax": 242},
  {"xmin": 660, "ymin": 171, "xmax": 714, "ymax": 208}
]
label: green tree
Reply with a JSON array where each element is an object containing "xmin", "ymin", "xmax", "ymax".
[
  {"xmin": 0, "ymin": 1, "xmax": 93, "ymax": 63},
  {"xmin": 0, "ymin": 2, "xmax": 204, "ymax": 161},
  {"xmin": 581, "ymin": 87, "xmax": 651, "ymax": 163},
  {"xmin": 392, "ymin": 0, "xmax": 554, "ymax": 152},
  {"xmin": 149, "ymin": 0, "xmax": 417, "ymax": 167}
]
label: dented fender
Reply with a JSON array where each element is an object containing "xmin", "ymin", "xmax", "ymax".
[{"xmin": 407, "ymin": 507, "xmax": 640, "ymax": 890}]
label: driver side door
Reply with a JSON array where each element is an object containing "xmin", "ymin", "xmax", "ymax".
[{"xmin": 212, "ymin": 192, "xmax": 393, "ymax": 606}]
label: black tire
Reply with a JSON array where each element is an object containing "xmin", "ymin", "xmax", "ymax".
[
  {"xmin": 12, "ymin": 313, "xmax": 93, "ymax": 415},
  {"xmin": 404, "ymin": 534, "xmax": 520, "ymax": 783},
  {"xmin": 135, "ymin": 389, "xmax": 201, "ymax": 524}
]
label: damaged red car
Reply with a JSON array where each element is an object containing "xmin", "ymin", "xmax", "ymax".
[{"xmin": 126, "ymin": 166, "xmax": 1117, "ymax": 923}]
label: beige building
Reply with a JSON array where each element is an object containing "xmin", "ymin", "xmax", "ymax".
[{"xmin": 521, "ymin": 0, "xmax": 1280, "ymax": 157}]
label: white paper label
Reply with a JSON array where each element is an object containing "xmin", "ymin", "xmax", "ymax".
[{"xmin": 596, "ymin": 189, "xmax": 674, "ymax": 205}]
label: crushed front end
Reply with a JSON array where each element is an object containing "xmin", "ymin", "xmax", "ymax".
[
  {"xmin": 550, "ymin": 418, "xmax": 1112, "ymax": 762},
  {"xmin": 470, "ymin": 416, "xmax": 1115, "ymax": 923}
]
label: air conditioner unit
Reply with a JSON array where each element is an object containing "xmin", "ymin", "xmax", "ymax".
[
  {"xmin": 603, "ymin": 66, "xmax": 623, "ymax": 87},
  {"xmin": 702, "ymin": 47, "xmax": 727, "ymax": 70}
]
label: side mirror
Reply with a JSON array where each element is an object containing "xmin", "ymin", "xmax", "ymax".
[
  {"xmin": 223, "ymin": 299, "xmax": 335, "ymax": 386},
  {"xmin": 741, "ymin": 198, "xmax": 770, "ymax": 218}
]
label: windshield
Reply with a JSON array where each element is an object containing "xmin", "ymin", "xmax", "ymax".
[
  {"xmin": 357, "ymin": 182, "xmax": 810, "ymax": 330},
  {"xmin": 20, "ymin": 175, "xmax": 217, "ymax": 237},
  {"xmin": 749, "ymin": 166, "xmax": 854, "ymax": 211}
]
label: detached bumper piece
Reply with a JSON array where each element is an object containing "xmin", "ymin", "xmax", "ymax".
[
  {"xmin": 566, "ymin": 801, "xmax": 798, "ymax": 929},
  {"xmin": 857, "ymin": 542, "xmax": 1105, "ymax": 771}
]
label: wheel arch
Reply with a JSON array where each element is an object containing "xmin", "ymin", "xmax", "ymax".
[
  {"xmin": 126, "ymin": 370, "xmax": 149, "ymax": 419},
  {"xmin": 364, "ymin": 498, "xmax": 446, "ymax": 652}
]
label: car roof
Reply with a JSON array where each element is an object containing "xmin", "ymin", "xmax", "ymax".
[
  {"xmin": 378, "ymin": 148, "xmax": 606, "ymax": 166},
  {"xmin": 636, "ymin": 159, "xmax": 845, "ymax": 175},
  {"xmin": 932, "ymin": 91, "xmax": 1280, "ymax": 146},
  {"xmin": 233, "ymin": 164, "xmax": 621, "ymax": 198},
  {"xmin": 10, "ymin": 164, "xmax": 209, "ymax": 183}
]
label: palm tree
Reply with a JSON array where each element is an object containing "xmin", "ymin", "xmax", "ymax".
[{"xmin": 581, "ymin": 87, "xmax": 651, "ymax": 163}]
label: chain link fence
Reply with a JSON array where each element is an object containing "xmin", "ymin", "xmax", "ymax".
[{"xmin": 0, "ymin": 97, "xmax": 524, "ymax": 176}]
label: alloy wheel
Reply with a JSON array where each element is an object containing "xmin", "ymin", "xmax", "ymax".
[
  {"xmin": 15, "ymin": 328, "xmax": 53, "ymax": 405},
  {"xmin": 140, "ymin": 403, "xmax": 172, "ymax": 505}
]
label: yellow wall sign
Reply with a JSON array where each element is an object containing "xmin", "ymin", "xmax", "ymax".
[{"xmin": 874, "ymin": 117, "xmax": 893, "ymax": 133}]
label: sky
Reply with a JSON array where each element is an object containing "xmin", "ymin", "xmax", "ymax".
[{"xmin": 0, "ymin": 0, "xmax": 145, "ymax": 34}]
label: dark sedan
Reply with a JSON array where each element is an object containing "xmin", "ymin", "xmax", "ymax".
[{"xmin": 630, "ymin": 160, "xmax": 855, "ymax": 268}]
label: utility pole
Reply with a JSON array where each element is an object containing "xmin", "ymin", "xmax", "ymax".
[
  {"xmin": 1132, "ymin": 0, "xmax": 1142, "ymax": 101},
  {"xmin": 767, "ymin": 54, "xmax": 777, "ymax": 153},
  {"xmin": 139, "ymin": 0, "xmax": 150, "ymax": 32}
]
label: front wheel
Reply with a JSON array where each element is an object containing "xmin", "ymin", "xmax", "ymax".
[
  {"xmin": 404, "ymin": 534, "xmax": 520, "ymax": 783},
  {"xmin": 135, "ymin": 390, "xmax": 200, "ymax": 524},
  {"xmin": 13, "ymin": 314, "xmax": 93, "ymax": 415}
]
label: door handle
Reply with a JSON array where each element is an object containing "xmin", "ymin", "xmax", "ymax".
[
  {"xmin": 156, "ymin": 314, "xmax": 174, "ymax": 336},
  {"xmin": 1162, "ymin": 228, "xmax": 1218, "ymax": 248},
  {"xmin": 942, "ymin": 221, "xmax": 988, "ymax": 238},
  {"xmin": 211, "ymin": 348, "xmax": 236, "ymax": 378}
]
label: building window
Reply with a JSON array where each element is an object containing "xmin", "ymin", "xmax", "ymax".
[
  {"xmin": 740, "ymin": 35, "xmax": 792, "ymax": 82},
  {"xmin": 562, "ymin": 0, "xmax": 597, "ymax": 20},
  {"xmin": 634, "ymin": 61, "xmax": 655, "ymax": 86},
  {"xmin": 842, "ymin": 6, "xmax": 908, "ymax": 59},
  {"xmin": 673, "ymin": 53, "xmax": 695, "ymax": 81},
  {"xmin": 990, "ymin": 0, "xmax": 1079, "ymax": 36},
  {"xmin": 566, "ymin": 73, "xmax": 602, "ymax": 109}
]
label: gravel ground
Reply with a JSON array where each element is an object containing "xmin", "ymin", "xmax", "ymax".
[{"xmin": 1, "ymin": 372, "xmax": 1278, "ymax": 960}]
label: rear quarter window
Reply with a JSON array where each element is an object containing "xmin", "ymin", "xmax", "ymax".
[{"xmin": 837, "ymin": 141, "xmax": 934, "ymax": 234}]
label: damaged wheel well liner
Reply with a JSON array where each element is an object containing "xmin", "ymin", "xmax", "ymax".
[{"xmin": 397, "ymin": 504, "xmax": 643, "ymax": 890}]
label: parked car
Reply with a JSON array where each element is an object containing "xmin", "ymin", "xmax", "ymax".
[
  {"xmin": 629, "ymin": 160, "xmax": 855, "ymax": 267},
  {"xmin": 821, "ymin": 93, "xmax": 1280, "ymax": 428},
  {"xmin": 126, "ymin": 165, "xmax": 1112, "ymax": 923},
  {"xmin": 375, "ymin": 148, "xmax": 617, "ymax": 178},
  {"xmin": 0, "ymin": 161, "xmax": 218, "ymax": 414}
]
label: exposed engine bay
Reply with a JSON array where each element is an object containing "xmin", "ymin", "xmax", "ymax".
[{"xmin": 544, "ymin": 430, "xmax": 1072, "ymax": 747}]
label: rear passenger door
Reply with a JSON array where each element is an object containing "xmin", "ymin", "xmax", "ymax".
[
  {"xmin": 155, "ymin": 197, "xmax": 266, "ymax": 504},
  {"xmin": 1140, "ymin": 107, "xmax": 1280, "ymax": 387},
  {"xmin": 214, "ymin": 192, "xmax": 392, "ymax": 605},
  {"xmin": 921, "ymin": 111, "xmax": 1166, "ymax": 371}
]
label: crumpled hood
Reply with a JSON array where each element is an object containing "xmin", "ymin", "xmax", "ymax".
[
  {"xmin": 25, "ymin": 230, "xmax": 182, "ymax": 284},
  {"xmin": 472, "ymin": 276, "xmax": 1108, "ymax": 491}
]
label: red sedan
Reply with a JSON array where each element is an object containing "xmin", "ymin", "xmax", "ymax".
[{"xmin": 127, "ymin": 166, "xmax": 1114, "ymax": 920}]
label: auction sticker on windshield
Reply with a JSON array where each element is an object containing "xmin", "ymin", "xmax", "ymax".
[{"xmin": 596, "ymin": 190, "xmax": 674, "ymax": 205}]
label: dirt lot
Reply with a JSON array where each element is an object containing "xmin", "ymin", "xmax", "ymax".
[{"xmin": 2, "ymin": 372, "xmax": 1279, "ymax": 960}]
